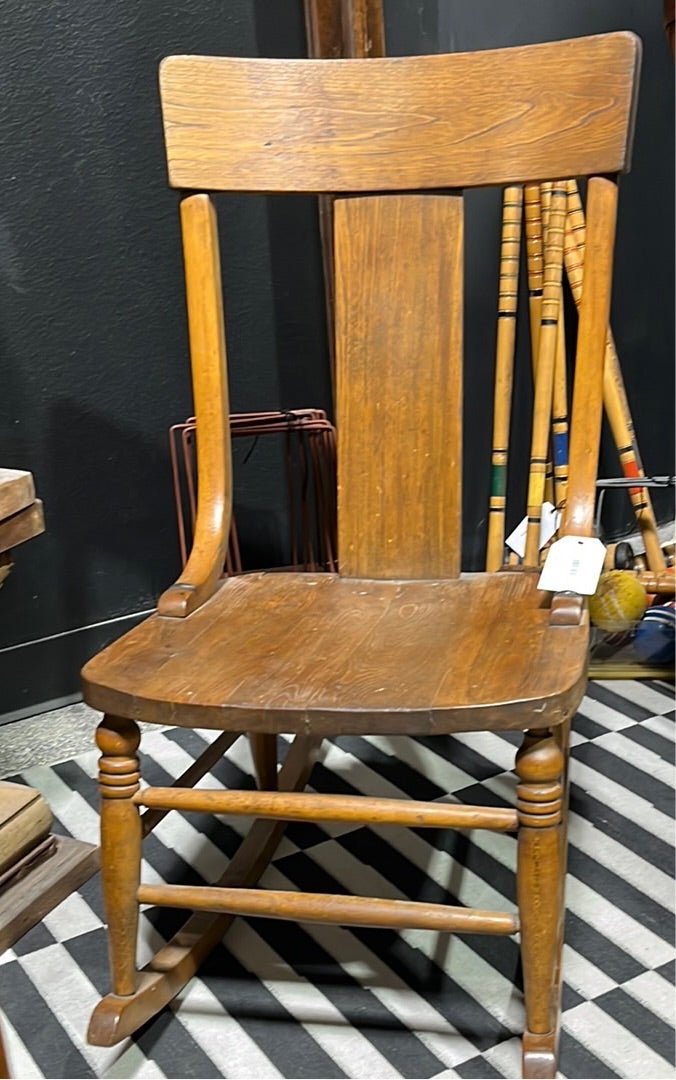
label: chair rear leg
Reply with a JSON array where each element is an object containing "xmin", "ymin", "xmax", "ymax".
[
  {"xmin": 249, "ymin": 733, "xmax": 278, "ymax": 790},
  {"xmin": 516, "ymin": 727, "xmax": 566, "ymax": 1080},
  {"xmin": 96, "ymin": 715, "xmax": 142, "ymax": 996}
]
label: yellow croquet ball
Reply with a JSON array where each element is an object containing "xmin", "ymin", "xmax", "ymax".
[{"xmin": 589, "ymin": 570, "xmax": 648, "ymax": 632}]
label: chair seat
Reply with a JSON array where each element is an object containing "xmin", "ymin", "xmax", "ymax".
[{"xmin": 83, "ymin": 571, "xmax": 589, "ymax": 735}]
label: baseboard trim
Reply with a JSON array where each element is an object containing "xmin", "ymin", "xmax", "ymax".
[
  {"xmin": 0, "ymin": 609, "xmax": 152, "ymax": 727},
  {"xmin": 0, "ymin": 692, "xmax": 83, "ymax": 728}
]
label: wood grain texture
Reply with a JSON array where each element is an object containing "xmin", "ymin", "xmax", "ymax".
[
  {"xmin": 342, "ymin": 0, "xmax": 385, "ymax": 58},
  {"xmin": 304, "ymin": 0, "xmax": 343, "ymax": 59},
  {"xmin": 157, "ymin": 195, "xmax": 232, "ymax": 617},
  {"xmin": 0, "ymin": 834, "xmax": 56, "ymax": 892},
  {"xmin": 549, "ymin": 592, "xmax": 584, "ymax": 627},
  {"xmin": 304, "ymin": 0, "xmax": 384, "ymax": 59},
  {"xmin": 563, "ymin": 177, "xmax": 618, "ymax": 539},
  {"xmin": 137, "ymin": 883, "xmax": 518, "ymax": 935},
  {"xmin": 524, "ymin": 184, "xmax": 567, "ymax": 566},
  {"xmin": 523, "ymin": 184, "xmax": 555, "ymax": 508},
  {"xmin": 303, "ymin": 0, "xmax": 386, "ymax": 385},
  {"xmin": 159, "ymin": 34, "xmax": 640, "ymax": 193},
  {"xmin": 524, "ymin": 183, "xmax": 544, "ymax": 368},
  {"xmin": 135, "ymin": 789, "xmax": 518, "ymax": 832},
  {"xmin": 84, "ymin": 34, "xmax": 640, "ymax": 1067},
  {"xmin": 516, "ymin": 730, "xmax": 565, "ymax": 1077},
  {"xmin": 486, "ymin": 186, "xmax": 522, "ymax": 571},
  {"xmin": 562, "ymin": 181, "xmax": 665, "ymax": 571},
  {"xmin": 82, "ymin": 571, "xmax": 588, "ymax": 734},
  {"xmin": 0, "ymin": 500, "xmax": 45, "ymax": 555},
  {"xmin": 88, "ymin": 734, "xmax": 321, "ymax": 1046},
  {"xmin": 638, "ymin": 571, "xmax": 675, "ymax": 596},
  {"xmin": 0, "ymin": 835, "xmax": 99, "ymax": 955},
  {"xmin": 248, "ymin": 733, "xmax": 278, "ymax": 790},
  {"xmin": 0, "ymin": 469, "xmax": 34, "ymax": 522},
  {"xmin": 0, "ymin": 782, "xmax": 52, "ymax": 875},
  {"xmin": 96, "ymin": 717, "xmax": 141, "ymax": 997},
  {"xmin": 335, "ymin": 193, "xmax": 463, "ymax": 579}
]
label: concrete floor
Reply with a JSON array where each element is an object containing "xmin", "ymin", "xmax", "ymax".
[{"xmin": 0, "ymin": 700, "xmax": 102, "ymax": 777}]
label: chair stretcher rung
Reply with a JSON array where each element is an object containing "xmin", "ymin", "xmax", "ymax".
[
  {"xmin": 140, "ymin": 731, "xmax": 241, "ymax": 836},
  {"xmin": 137, "ymin": 883, "xmax": 519, "ymax": 936},
  {"xmin": 133, "ymin": 788, "xmax": 518, "ymax": 832}
]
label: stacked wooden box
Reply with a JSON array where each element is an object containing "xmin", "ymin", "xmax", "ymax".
[{"xmin": 0, "ymin": 468, "xmax": 98, "ymax": 955}]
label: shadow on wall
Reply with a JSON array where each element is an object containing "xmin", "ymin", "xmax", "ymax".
[
  {"xmin": 0, "ymin": 398, "xmax": 178, "ymax": 723},
  {"xmin": 46, "ymin": 400, "xmax": 177, "ymax": 632}
]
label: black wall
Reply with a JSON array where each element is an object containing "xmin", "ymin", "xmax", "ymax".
[{"xmin": 0, "ymin": 1, "xmax": 673, "ymax": 721}]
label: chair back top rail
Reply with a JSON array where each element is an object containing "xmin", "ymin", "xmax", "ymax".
[{"xmin": 160, "ymin": 33, "xmax": 640, "ymax": 193}]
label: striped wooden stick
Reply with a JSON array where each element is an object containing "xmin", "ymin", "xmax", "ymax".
[
  {"xmin": 551, "ymin": 313, "xmax": 569, "ymax": 510},
  {"xmin": 524, "ymin": 184, "xmax": 544, "ymax": 364},
  {"xmin": 523, "ymin": 184, "xmax": 555, "ymax": 506},
  {"xmin": 486, "ymin": 186, "xmax": 523, "ymax": 571},
  {"xmin": 538, "ymin": 182, "xmax": 568, "ymax": 551},
  {"xmin": 539, "ymin": 181, "xmax": 552, "ymax": 231},
  {"xmin": 541, "ymin": 183, "xmax": 569, "ymax": 512},
  {"xmin": 524, "ymin": 184, "xmax": 567, "ymax": 566},
  {"xmin": 565, "ymin": 178, "xmax": 587, "ymax": 253},
  {"xmin": 563, "ymin": 181, "xmax": 666, "ymax": 572},
  {"xmin": 535, "ymin": 183, "xmax": 570, "ymax": 565},
  {"xmin": 550, "ymin": 190, "xmax": 570, "ymax": 512}
]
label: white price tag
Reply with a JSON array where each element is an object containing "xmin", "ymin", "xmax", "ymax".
[
  {"xmin": 505, "ymin": 502, "xmax": 560, "ymax": 559},
  {"xmin": 537, "ymin": 535, "xmax": 606, "ymax": 595}
]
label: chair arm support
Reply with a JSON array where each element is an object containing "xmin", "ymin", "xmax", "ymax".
[
  {"xmin": 547, "ymin": 178, "xmax": 619, "ymax": 629},
  {"xmin": 549, "ymin": 176, "xmax": 618, "ymax": 632},
  {"xmin": 157, "ymin": 493, "xmax": 231, "ymax": 617},
  {"xmin": 561, "ymin": 175, "xmax": 618, "ymax": 543},
  {"xmin": 157, "ymin": 194, "xmax": 232, "ymax": 618},
  {"xmin": 550, "ymin": 591, "xmax": 585, "ymax": 626}
]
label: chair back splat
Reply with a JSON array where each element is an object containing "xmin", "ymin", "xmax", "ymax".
[
  {"xmin": 334, "ymin": 192, "xmax": 463, "ymax": 578},
  {"xmin": 83, "ymin": 33, "xmax": 641, "ymax": 1079}
]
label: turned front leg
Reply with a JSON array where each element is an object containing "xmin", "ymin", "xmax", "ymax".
[
  {"xmin": 516, "ymin": 727, "xmax": 565, "ymax": 1078},
  {"xmin": 97, "ymin": 715, "xmax": 141, "ymax": 997}
]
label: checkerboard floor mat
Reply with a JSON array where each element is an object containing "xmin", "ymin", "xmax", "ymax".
[{"xmin": 0, "ymin": 679, "xmax": 673, "ymax": 1079}]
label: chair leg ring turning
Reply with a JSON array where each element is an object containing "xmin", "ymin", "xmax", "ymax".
[{"xmin": 96, "ymin": 715, "xmax": 142, "ymax": 999}]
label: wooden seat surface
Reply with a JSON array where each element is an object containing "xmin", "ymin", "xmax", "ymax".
[{"xmin": 83, "ymin": 570, "xmax": 588, "ymax": 734}]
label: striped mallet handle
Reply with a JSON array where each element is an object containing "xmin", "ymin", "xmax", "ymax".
[
  {"xmin": 565, "ymin": 178, "xmax": 587, "ymax": 257},
  {"xmin": 563, "ymin": 183, "xmax": 666, "ymax": 572},
  {"xmin": 545, "ymin": 186, "xmax": 570, "ymax": 513},
  {"xmin": 524, "ymin": 184, "xmax": 567, "ymax": 567},
  {"xmin": 524, "ymin": 184, "xmax": 555, "ymax": 507},
  {"xmin": 539, "ymin": 182, "xmax": 568, "ymax": 549},
  {"xmin": 486, "ymin": 186, "xmax": 523, "ymax": 571},
  {"xmin": 524, "ymin": 183, "xmax": 544, "ymax": 366}
]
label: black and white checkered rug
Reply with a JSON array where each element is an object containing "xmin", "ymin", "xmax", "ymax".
[{"xmin": 1, "ymin": 680, "xmax": 673, "ymax": 1079}]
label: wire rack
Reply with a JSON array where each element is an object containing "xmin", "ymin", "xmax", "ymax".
[{"xmin": 169, "ymin": 409, "xmax": 337, "ymax": 576}]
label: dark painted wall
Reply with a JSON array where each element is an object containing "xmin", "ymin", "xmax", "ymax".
[
  {"xmin": 0, "ymin": 1, "xmax": 331, "ymax": 719},
  {"xmin": 0, "ymin": 1, "xmax": 673, "ymax": 720}
]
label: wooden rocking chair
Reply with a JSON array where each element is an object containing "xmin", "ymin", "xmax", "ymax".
[{"xmin": 82, "ymin": 33, "xmax": 640, "ymax": 1078}]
